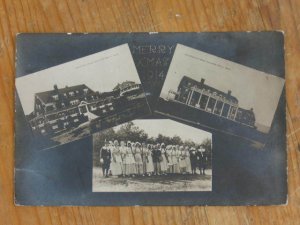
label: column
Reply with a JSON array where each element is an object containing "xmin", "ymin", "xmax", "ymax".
[
  {"xmin": 233, "ymin": 107, "xmax": 239, "ymax": 120},
  {"xmin": 188, "ymin": 89, "xmax": 195, "ymax": 105},
  {"xmin": 204, "ymin": 96, "xmax": 210, "ymax": 111},
  {"xmin": 220, "ymin": 102, "xmax": 225, "ymax": 117},
  {"xmin": 197, "ymin": 89, "xmax": 204, "ymax": 106},
  {"xmin": 186, "ymin": 90, "xmax": 191, "ymax": 104},
  {"xmin": 212, "ymin": 98, "xmax": 218, "ymax": 114},
  {"xmin": 227, "ymin": 105, "xmax": 232, "ymax": 118}
]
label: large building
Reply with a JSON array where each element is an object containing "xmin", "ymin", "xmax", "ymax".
[
  {"xmin": 167, "ymin": 76, "xmax": 256, "ymax": 128},
  {"xmin": 27, "ymin": 82, "xmax": 143, "ymax": 136}
]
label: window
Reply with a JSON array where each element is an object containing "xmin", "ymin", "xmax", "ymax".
[
  {"xmin": 199, "ymin": 95, "xmax": 209, "ymax": 109},
  {"xmin": 69, "ymin": 91, "xmax": 75, "ymax": 96},
  {"xmin": 84, "ymin": 88, "xmax": 88, "ymax": 94},
  {"xmin": 41, "ymin": 129, "xmax": 46, "ymax": 134},
  {"xmin": 70, "ymin": 100, "xmax": 79, "ymax": 105},
  {"xmin": 221, "ymin": 104, "xmax": 230, "ymax": 117},
  {"xmin": 52, "ymin": 95, "xmax": 59, "ymax": 100},
  {"xmin": 109, "ymin": 106, "xmax": 114, "ymax": 111},
  {"xmin": 52, "ymin": 125, "xmax": 58, "ymax": 129},
  {"xmin": 206, "ymin": 98, "xmax": 216, "ymax": 112},
  {"xmin": 213, "ymin": 101, "xmax": 223, "ymax": 115},
  {"xmin": 102, "ymin": 109, "xmax": 107, "ymax": 113},
  {"xmin": 74, "ymin": 119, "xmax": 79, "ymax": 122}
]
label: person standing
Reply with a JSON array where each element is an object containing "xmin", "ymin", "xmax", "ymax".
[
  {"xmin": 100, "ymin": 141, "xmax": 111, "ymax": 178},
  {"xmin": 146, "ymin": 144, "xmax": 154, "ymax": 176},
  {"xmin": 124, "ymin": 141, "xmax": 137, "ymax": 177},
  {"xmin": 185, "ymin": 146, "xmax": 192, "ymax": 174},
  {"xmin": 110, "ymin": 140, "xmax": 123, "ymax": 176},
  {"xmin": 172, "ymin": 145, "xmax": 180, "ymax": 174},
  {"xmin": 189, "ymin": 147, "xmax": 197, "ymax": 174},
  {"xmin": 166, "ymin": 145, "xmax": 173, "ymax": 174},
  {"xmin": 134, "ymin": 142, "xmax": 143, "ymax": 175},
  {"xmin": 119, "ymin": 141, "xmax": 127, "ymax": 177},
  {"xmin": 141, "ymin": 142, "xmax": 148, "ymax": 176},
  {"xmin": 152, "ymin": 143, "xmax": 161, "ymax": 175},
  {"xmin": 197, "ymin": 147, "xmax": 207, "ymax": 175},
  {"xmin": 179, "ymin": 146, "xmax": 187, "ymax": 174},
  {"xmin": 160, "ymin": 143, "xmax": 168, "ymax": 175}
]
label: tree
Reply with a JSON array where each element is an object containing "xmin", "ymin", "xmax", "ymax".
[
  {"xmin": 115, "ymin": 121, "xmax": 148, "ymax": 143},
  {"xmin": 170, "ymin": 135, "xmax": 183, "ymax": 145}
]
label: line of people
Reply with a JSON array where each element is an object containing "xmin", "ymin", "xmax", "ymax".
[{"xmin": 100, "ymin": 140, "xmax": 209, "ymax": 178}]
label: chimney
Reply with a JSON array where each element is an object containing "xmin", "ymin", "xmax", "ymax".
[
  {"xmin": 227, "ymin": 90, "xmax": 232, "ymax": 96},
  {"xmin": 200, "ymin": 78, "xmax": 205, "ymax": 85},
  {"xmin": 54, "ymin": 84, "xmax": 58, "ymax": 90}
]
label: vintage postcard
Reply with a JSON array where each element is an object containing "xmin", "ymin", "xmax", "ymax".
[
  {"xmin": 155, "ymin": 44, "xmax": 285, "ymax": 145},
  {"xmin": 15, "ymin": 44, "xmax": 150, "ymax": 149},
  {"xmin": 92, "ymin": 119, "xmax": 212, "ymax": 192},
  {"xmin": 15, "ymin": 33, "xmax": 286, "ymax": 206}
]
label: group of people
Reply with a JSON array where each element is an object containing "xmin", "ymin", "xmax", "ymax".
[{"xmin": 99, "ymin": 140, "xmax": 209, "ymax": 178}]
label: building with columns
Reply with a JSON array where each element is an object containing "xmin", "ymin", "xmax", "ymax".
[{"xmin": 167, "ymin": 76, "xmax": 256, "ymax": 128}]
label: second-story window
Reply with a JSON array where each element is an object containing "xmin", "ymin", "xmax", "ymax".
[{"xmin": 53, "ymin": 95, "xmax": 59, "ymax": 100}]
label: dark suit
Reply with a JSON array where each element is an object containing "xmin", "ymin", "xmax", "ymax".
[
  {"xmin": 152, "ymin": 148, "xmax": 161, "ymax": 175},
  {"xmin": 101, "ymin": 146, "xmax": 111, "ymax": 176},
  {"xmin": 196, "ymin": 150, "xmax": 207, "ymax": 175},
  {"xmin": 189, "ymin": 150, "xmax": 197, "ymax": 174}
]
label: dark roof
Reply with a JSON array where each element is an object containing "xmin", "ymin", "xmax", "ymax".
[
  {"xmin": 180, "ymin": 76, "xmax": 238, "ymax": 103},
  {"xmin": 113, "ymin": 81, "xmax": 136, "ymax": 91},
  {"xmin": 35, "ymin": 84, "xmax": 93, "ymax": 104}
]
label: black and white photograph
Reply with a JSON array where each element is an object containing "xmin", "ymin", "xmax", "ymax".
[
  {"xmin": 15, "ymin": 44, "xmax": 150, "ymax": 149},
  {"xmin": 155, "ymin": 44, "xmax": 285, "ymax": 145},
  {"xmin": 93, "ymin": 119, "xmax": 212, "ymax": 192}
]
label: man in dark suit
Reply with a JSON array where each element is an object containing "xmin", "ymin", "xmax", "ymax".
[
  {"xmin": 189, "ymin": 147, "xmax": 197, "ymax": 174},
  {"xmin": 100, "ymin": 141, "xmax": 112, "ymax": 178},
  {"xmin": 196, "ymin": 147, "xmax": 207, "ymax": 175},
  {"xmin": 152, "ymin": 143, "xmax": 162, "ymax": 175}
]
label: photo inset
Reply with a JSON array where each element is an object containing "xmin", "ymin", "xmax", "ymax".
[
  {"xmin": 92, "ymin": 119, "xmax": 212, "ymax": 192},
  {"xmin": 15, "ymin": 44, "xmax": 150, "ymax": 149},
  {"xmin": 156, "ymin": 44, "xmax": 285, "ymax": 146}
]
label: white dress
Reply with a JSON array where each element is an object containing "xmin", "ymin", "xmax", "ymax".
[
  {"xmin": 124, "ymin": 147, "xmax": 136, "ymax": 174},
  {"xmin": 146, "ymin": 148, "xmax": 154, "ymax": 173},
  {"xmin": 110, "ymin": 146, "xmax": 123, "ymax": 176},
  {"xmin": 160, "ymin": 149, "xmax": 168, "ymax": 172},
  {"xmin": 134, "ymin": 147, "xmax": 143, "ymax": 175},
  {"xmin": 185, "ymin": 150, "xmax": 192, "ymax": 173},
  {"xmin": 172, "ymin": 150, "xmax": 180, "ymax": 173},
  {"xmin": 179, "ymin": 150, "xmax": 187, "ymax": 168}
]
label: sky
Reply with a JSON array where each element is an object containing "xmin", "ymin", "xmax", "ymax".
[
  {"xmin": 16, "ymin": 44, "xmax": 141, "ymax": 115},
  {"xmin": 113, "ymin": 119, "xmax": 212, "ymax": 144},
  {"xmin": 160, "ymin": 44, "xmax": 285, "ymax": 128}
]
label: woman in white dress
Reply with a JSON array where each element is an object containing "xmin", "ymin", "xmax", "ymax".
[
  {"xmin": 146, "ymin": 144, "xmax": 154, "ymax": 175},
  {"xmin": 160, "ymin": 143, "xmax": 168, "ymax": 175},
  {"xmin": 185, "ymin": 146, "xmax": 192, "ymax": 174},
  {"xmin": 179, "ymin": 146, "xmax": 187, "ymax": 174},
  {"xmin": 110, "ymin": 140, "xmax": 123, "ymax": 176},
  {"xmin": 172, "ymin": 145, "xmax": 180, "ymax": 174},
  {"xmin": 124, "ymin": 141, "xmax": 136, "ymax": 176},
  {"xmin": 134, "ymin": 142, "xmax": 143, "ymax": 175},
  {"xmin": 141, "ymin": 143, "xmax": 148, "ymax": 175},
  {"xmin": 166, "ymin": 145, "xmax": 173, "ymax": 174},
  {"xmin": 119, "ymin": 141, "xmax": 127, "ymax": 177}
]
